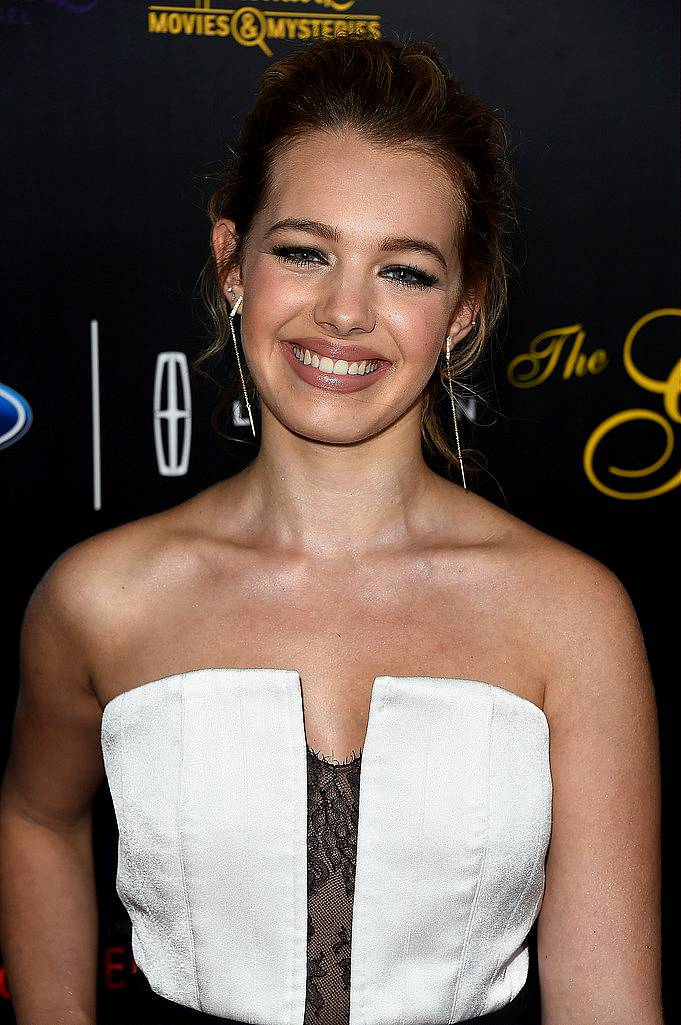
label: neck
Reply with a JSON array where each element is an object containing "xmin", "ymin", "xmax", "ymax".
[{"xmin": 221, "ymin": 402, "xmax": 448, "ymax": 560}]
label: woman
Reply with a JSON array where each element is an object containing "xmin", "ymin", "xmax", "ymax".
[{"xmin": 0, "ymin": 33, "xmax": 663, "ymax": 1025}]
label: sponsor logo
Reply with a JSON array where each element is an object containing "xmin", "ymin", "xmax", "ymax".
[
  {"xmin": 147, "ymin": 1, "xmax": 381, "ymax": 56},
  {"xmin": 0, "ymin": 383, "xmax": 32, "ymax": 451},
  {"xmin": 232, "ymin": 397, "xmax": 252, "ymax": 428},
  {"xmin": 153, "ymin": 352, "xmax": 192, "ymax": 476},
  {"xmin": 507, "ymin": 307, "xmax": 681, "ymax": 499}
]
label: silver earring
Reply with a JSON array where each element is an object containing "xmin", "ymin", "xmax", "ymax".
[
  {"xmin": 444, "ymin": 335, "xmax": 468, "ymax": 492},
  {"xmin": 227, "ymin": 289, "xmax": 256, "ymax": 438}
]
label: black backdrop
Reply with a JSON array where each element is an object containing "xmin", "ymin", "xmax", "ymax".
[{"xmin": 1, "ymin": 1, "xmax": 678, "ymax": 1021}]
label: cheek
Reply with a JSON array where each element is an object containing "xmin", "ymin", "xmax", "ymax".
[
  {"xmin": 382, "ymin": 301, "xmax": 445, "ymax": 366},
  {"xmin": 243, "ymin": 257, "xmax": 324, "ymax": 340},
  {"xmin": 243, "ymin": 259, "xmax": 292, "ymax": 324}
]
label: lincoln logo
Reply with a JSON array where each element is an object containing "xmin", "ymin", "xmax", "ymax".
[
  {"xmin": 153, "ymin": 352, "xmax": 192, "ymax": 476},
  {"xmin": 0, "ymin": 383, "xmax": 32, "ymax": 451}
]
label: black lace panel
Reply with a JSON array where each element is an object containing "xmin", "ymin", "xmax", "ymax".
[
  {"xmin": 304, "ymin": 745, "xmax": 362, "ymax": 1025},
  {"xmin": 130, "ymin": 740, "xmax": 538, "ymax": 1025}
]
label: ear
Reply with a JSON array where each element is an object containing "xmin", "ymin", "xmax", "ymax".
[
  {"xmin": 211, "ymin": 218, "xmax": 242, "ymax": 297},
  {"xmin": 445, "ymin": 292, "xmax": 480, "ymax": 349}
]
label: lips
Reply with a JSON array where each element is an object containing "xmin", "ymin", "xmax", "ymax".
[{"xmin": 283, "ymin": 337, "xmax": 390, "ymax": 363}]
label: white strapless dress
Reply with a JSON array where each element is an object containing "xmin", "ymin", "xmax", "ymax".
[{"xmin": 100, "ymin": 668, "xmax": 552, "ymax": 1025}]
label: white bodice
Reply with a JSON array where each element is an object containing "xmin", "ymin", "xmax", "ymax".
[{"xmin": 100, "ymin": 668, "xmax": 552, "ymax": 1025}]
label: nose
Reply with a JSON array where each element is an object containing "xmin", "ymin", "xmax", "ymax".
[{"xmin": 313, "ymin": 274, "xmax": 376, "ymax": 336}]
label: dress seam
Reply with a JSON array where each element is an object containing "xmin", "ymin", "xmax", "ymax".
[
  {"xmin": 395, "ymin": 689, "xmax": 436, "ymax": 1025},
  {"xmin": 448, "ymin": 692, "xmax": 495, "ymax": 1022},
  {"xmin": 177, "ymin": 677, "xmax": 202, "ymax": 1010},
  {"xmin": 238, "ymin": 674, "xmax": 257, "ymax": 1024}
]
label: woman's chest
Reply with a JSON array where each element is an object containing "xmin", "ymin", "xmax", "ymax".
[{"xmin": 95, "ymin": 561, "xmax": 546, "ymax": 762}]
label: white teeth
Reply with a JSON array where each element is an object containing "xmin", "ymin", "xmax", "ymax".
[{"xmin": 291, "ymin": 345, "xmax": 381, "ymax": 376}]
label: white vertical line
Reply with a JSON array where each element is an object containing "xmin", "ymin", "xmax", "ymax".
[{"xmin": 90, "ymin": 319, "xmax": 101, "ymax": 511}]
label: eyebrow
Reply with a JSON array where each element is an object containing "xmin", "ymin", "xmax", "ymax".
[
  {"xmin": 379, "ymin": 236, "xmax": 448, "ymax": 272},
  {"xmin": 262, "ymin": 218, "xmax": 449, "ymax": 272}
]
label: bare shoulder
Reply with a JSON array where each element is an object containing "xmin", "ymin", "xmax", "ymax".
[
  {"xmin": 25, "ymin": 490, "xmax": 213, "ymax": 673},
  {"xmin": 7, "ymin": 497, "xmax": 211, "ymax": 827},
  {"xmin": 498, "ymin": 505, "xmax": 651, "ymax": 718},
  {"xmin": 28, "ymin": 513, "xmax": 164, "ymax": 651},
  {"xmin": 452, "ymin": 487, "xmax": 652, "ymax": 712}
]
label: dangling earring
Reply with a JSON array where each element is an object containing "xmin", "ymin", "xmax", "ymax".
[
  {"xmin": 226, "ymin": 285, "xmax": 256, "ymax": 438},
  {"xmin": 444, "ymin": 334, "xmax": 468, "ymax": 492}
]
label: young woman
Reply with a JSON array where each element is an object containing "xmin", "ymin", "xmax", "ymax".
[{"xmin": 0, "ymin": 33, "xmax": 663, "ymax": 1025}]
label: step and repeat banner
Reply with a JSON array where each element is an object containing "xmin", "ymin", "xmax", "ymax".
[{"xmin": 1, "ymin": 1, "xmax": 678, "ymax": 1022}]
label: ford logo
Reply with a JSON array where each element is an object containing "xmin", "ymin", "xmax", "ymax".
[{"xmin": 0, "ymin": 384, "xmax": 32, "ymax": 451}]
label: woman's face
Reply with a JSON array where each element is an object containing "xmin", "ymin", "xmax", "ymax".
[{"xmin": 213, "ymin": 128, "xmax": 476, "ymax": 445}]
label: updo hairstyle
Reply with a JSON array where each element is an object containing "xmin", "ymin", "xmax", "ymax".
[{"xmin": 195, "ymin": 32, "xmax": 516, "ymax": 480}]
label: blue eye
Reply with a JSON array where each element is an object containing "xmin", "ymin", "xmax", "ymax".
[
  {"xmin": 269, "ymin": 246, "xmax": 438, "ymax": 290},
  {"xmin": 270, "ymin": 245, "xmax": 325, "ymax": 267},
  {"xmin": 382, "ymin": 265, "xmax": 439, "ymax": 290}
]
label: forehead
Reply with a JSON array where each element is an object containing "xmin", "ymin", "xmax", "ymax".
[{"xmin": 258, "ymin": 129, "xmax": 462, "ymax": 255}]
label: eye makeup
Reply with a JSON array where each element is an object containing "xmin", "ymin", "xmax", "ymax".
[
  {"xmin": 270, "ymin": 244, "xmax": 325, "ymax": 267},
  {"xmin": 268, "ymin": 244, "xmax": 440, "ymax": 290}
]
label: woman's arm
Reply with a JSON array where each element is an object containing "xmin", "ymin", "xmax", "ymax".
[
  {"xmin": 0, "ymin": 548, "xmax": 106, "ymax": 1024},
  {"xmin": 535, "ymin": 553, "xmax": 664, "ymax": 1023}
]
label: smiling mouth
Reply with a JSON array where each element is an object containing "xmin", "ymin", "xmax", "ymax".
[{"xmin": 290, "ymin": 344, "xmax": 382, "ymax": 377}]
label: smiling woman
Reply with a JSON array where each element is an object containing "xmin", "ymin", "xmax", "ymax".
[
  {"xmin": 1, "ymin": 28, "xmax": 663, "ymax": 1025},
  {"xmin": 195, "ymin": 32, "xmax": 516, "ymax": 482}
]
